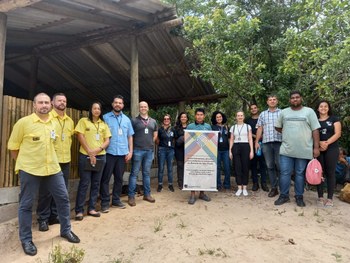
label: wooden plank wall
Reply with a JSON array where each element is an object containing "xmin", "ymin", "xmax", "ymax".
[{"xmin": 0, "ymin": 95, "xmax": 88, "ymax": 188}]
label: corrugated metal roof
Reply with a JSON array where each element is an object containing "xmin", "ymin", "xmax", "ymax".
[{"xmin": 2, "ymin": 0, "xmax": 222, "ymax": 110}]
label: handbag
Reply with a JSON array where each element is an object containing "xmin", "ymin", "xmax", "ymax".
[
  {"xmin": 84, "ymin": 157, "xmax": 104, "ymax": 172},
  {"xmin": 305, "ymin": 158, "xmax": 323, "ymax": 185}
]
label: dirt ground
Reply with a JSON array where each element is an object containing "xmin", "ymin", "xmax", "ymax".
[{"xmin": 1, "ymin": 178, "xmax": 350, "ymax": 263}]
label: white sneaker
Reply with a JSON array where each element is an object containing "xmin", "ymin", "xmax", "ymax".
[
  {"xmin": 235, "ymin": 189, "xmax": 243, "ymax": 196},
  {"xmin": 243, "ymin": 189, "xmax": 248, "ymax": 196}
]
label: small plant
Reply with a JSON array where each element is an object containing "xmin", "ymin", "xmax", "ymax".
[
  {"xmin": 198, "ymin": 247, "xmax": 227, "ymax": 258},
  {"xmin": 331, "ymin": 252, "xmax": 342, "ymax": 262},
  {"xmin": 177, "ymin": 219, "xmax": 186, "ymax": 229},
  {"xmin": 48, "ymin": 244, "xmax": 85, "ymax": 263},
  {"xmin": 277, "ymin": 209, "xmax": 286, "ymax": 215},
  {"xmin": 154, "ymin": 218, "xmax": 163, "ymax": 233},
  {"xmin": 298, "ymin": 210, "xmax": 304, "ymax": 216}
]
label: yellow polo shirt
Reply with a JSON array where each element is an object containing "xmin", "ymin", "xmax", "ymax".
[
  {"xmin": 74, "ymin": 117, "xmax": 111, "ymax": 155},
  {"xmin": 50, "ymin": 110, "xmax": 74, "ymax": 163},
  {"xmin": 7, "ymin": 113, "xmax": 61, "ymax": 176}
]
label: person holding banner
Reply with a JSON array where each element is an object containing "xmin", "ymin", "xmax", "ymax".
[
  {"xmin": 174, "ymin": 112, "xmax": 189, "ymax": 189},
  {"xmin": 211, "ymin": 111, "xmax": 231, "ymax": 191},
  {"xmin": 186, "ymin": 108, "xmax": 212, "ymax": 205},
  {"xmin": 229, "ymin": 111, "xmax": 254, "ymax": 196}
]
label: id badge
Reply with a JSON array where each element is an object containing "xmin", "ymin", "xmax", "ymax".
[
  {"xmin": 168, "ymin": 141, "xmax": 171, "ymax": 147},
  {"xmin": 50, "ymin": 130, "xmax": 56, "ymax": 140},
  {"xmin": 61, "ymin": 133, "xmax": 65, "ymax": 141},
  {"xmin": 145, "ymin": 128, "xmax": 149, "ymax": 134},
  {"xmin": 95, "ymin": 133, "xmax": 100, "ymax": 141},
  {"xmin": 219, "ymin": 137, "xmax": 223, "ymax": 143},
  {"xmin": 118, "ymin": 128, "xmax": 123, "ymax": 135}
]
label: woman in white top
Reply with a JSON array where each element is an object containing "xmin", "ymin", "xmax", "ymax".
[{"xmin": 229, "ymin": 111, "xmax": 254, "ymax": 196}]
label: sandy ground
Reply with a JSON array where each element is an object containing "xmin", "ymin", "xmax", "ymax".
[{"xmin": 1, "ymin": 178, "xmax": 350, "ymax": 263}]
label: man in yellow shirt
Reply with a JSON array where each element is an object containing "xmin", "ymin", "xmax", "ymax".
[
  {"xmin": 36, "ymin": 93, "xmax": 74, "ymax": 231},
  {"xmin": 8, "ymin": 93, "xmax": 80, "ymax": 256}
]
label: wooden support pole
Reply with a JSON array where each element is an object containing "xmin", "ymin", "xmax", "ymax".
[
  {"xmin": 178, "ymin": 101, "xmax": 185, "ymax": 113},
  {"xmin": 0, "ymin": 12, "xmax": 7, "ymax": 153},
  {"xmin": 130, "ymin": 36, "xmax": 139, "ymax": 118}
]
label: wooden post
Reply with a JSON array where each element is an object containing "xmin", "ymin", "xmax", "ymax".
[
  {"xmin": 0, "ymin": 13, "xmax": 7, "ymax": 170},
  {"xmin": 29, "ymin": 55, "xmax": 39, "ymax": 99},
  {"xmin": 130, "ymin": 36, "xmax": 139, "ymax": 118},
  {"xmin": 178, "ymin": 101, "xmax": 185, "ymax": 113}
]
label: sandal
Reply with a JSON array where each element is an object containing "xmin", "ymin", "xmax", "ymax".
[
  {"xmin": 87, "ymin": 210, "xmax": 101, "ymax": 217},
  {"xmin": 75, "ymin": 213, "xmax": 83, "ymax": 221}
]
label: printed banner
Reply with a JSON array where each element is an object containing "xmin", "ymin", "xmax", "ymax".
[{"xmin": 183, "ymin": 130, "xmax": 218, "ymax": 191}]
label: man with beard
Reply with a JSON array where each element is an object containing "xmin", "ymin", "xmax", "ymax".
[
  {"xmin": 274, "ymin": 91, "xmax": 320, "ymax": 207},
  {"xmin": 100, "ymin": 95, "xmax": 134, "ymax": 212},
  {"xmin": 36, "ymin": 93, "xmax": 74, "ymax": 231},
  {"xmin": 8, "ymin": 93, "xmax": 79, "ymax": 256}
]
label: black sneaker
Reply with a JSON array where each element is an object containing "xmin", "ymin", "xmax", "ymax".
[
  {"xmin": 168, "ymin": 185, "xmax": 175, "ymax": 192},
  {"xmin": 295, "ymin": 196, "xmax": 306, "ymax": 207},
  {"xmin": 261, "ymin": 183, "xmax": 269, "ymax": 192},
  {"xmin": 38, "ymin": 221, "xmax": 49, "ymax": 232},
  {"xmin": 111, "ymin": 201, "xmax": 126, "ymax": 209},
  {"xmin": 252, "ymin": 183, "xmax": 259, "ymax": 191},
  {"xmin": 268, "ymin": 188, "xmax": 279, "ymax": 197},
  {"xmin": 101, "ymin": 206, "xmax": 110, "ymax": 213},
  {"xmin": 157, "ymin": 185, "xmax": 163, "ymax": 192},
  {"xmin": 274, "ymin": 195, "xmax": 290, "ymax": 206}
]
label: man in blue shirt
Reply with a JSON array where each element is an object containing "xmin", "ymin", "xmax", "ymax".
[
  {"xmin": 100, "ymin": 95, "xmax": 134, "ymax": 212},
  {"xmin": 186, "ymin": 108, "xmax": 212, "ymax": 204}
]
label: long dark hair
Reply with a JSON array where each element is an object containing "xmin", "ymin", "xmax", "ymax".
[
  {"xmin": 88, "ymin": 101, "xmax": 104, "ymax": 122},
  {"xmin": 176, "ymin": 112, "xmax": 189, "ymax": 126},
  {"xmin": 315, "ymin": 100, "xmax": 333, "ymax": 118}
]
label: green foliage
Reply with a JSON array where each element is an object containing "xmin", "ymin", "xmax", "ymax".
[
  {"xmin": 48, "ymin": 244, "xmax": 85, "ymax": 263},
  {"xmin": 164, "ymin": 0, "xmax": 350, "ymax": 150}
]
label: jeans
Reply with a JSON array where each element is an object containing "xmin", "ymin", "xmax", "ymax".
[
  {"xmin": 37, "ymin": 162, "xmax": 70, "ymax": 222},
  {"xmin": 279, "ymin": 155, "xmax": 308, "ymax": 197},
  {"xmin": 128, "ymin": 149, "xmax": 154, "ymax": 197},
  {"xmin": 250, "ymin": 154, "xmax": 267, "ymax": 184},
  {"xmin": 75, "ymin": 154, "xmax": 106, "ymax": 214},
  {"xmin": 262, "ymin": 142, "xmax": 281, "ymax": 188},
  {"xmin": 158, "ymin": 147, "xmax": 175, "ymax": 185},
  {"xmin": 100, "ymin": 154, "xmax": 126, "ymax": 208},
  {"xmin": 217, "ymin": 150, "xmax": 231, "ymax": 189},
  {"xmin": 18, "ymin": 170, "xmax": 71, "ymax": 243}
]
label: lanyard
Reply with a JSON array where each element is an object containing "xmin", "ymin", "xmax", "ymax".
[
  {"xmin": 236, "ymin": 124, "xmax": 245, "ymax": 141},
  {"xmin": 116, "ymin": 114, "xmax": 122, "ymax": 127},
  {"xmin": 141, "ymin": 117, "xmax": 150, "ymax": 127},
  {"xmin": 93, "ymin": 122, "xmax": 100, "ymax": 134}
]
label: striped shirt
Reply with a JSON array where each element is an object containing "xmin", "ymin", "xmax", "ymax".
[{"xmin": 256, "ymin": 108, "xmax": 282, "ymax": 143}]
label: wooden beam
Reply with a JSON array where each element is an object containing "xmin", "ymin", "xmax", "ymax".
[
  {"xmin": 41, "ymin": 57, "xmax": 97, "ymax": 101},
  {"xmin": 149, "ymin": 94, "xmax": 227, "ymax": 106},
  {"xmin": 130, "ymin": 37, "xmax": 139, "ymax": 118},
  {"xmin": 71, "ymin": 0, "xmax": 152, "ymax": 23},
  {"xmin": 30, "ymin": 1, "xmax": 132, "ymax": 28},
  {"xmin": 29, "ymin": 55, "xmax": 38, "ymax": 99},
  {"xmin": 0, "ymin": 0, "xmax": 41, "ymax": 12}
]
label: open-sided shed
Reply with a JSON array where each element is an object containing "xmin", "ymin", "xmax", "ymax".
[{"xmin": 0, "ymin": 0, "xmax": 221, "ymax": 114}]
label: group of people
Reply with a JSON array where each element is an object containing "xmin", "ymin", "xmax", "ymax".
[{"xmin": 8, "ymin": 90, "xmax": 348, "ymax": 256}]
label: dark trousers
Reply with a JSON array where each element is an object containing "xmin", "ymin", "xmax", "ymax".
[
  {"xmin": 19, "ymin": 170, "xmax": 71, "ymax": 243},
  {"xmin": 175, "ymin": 148, "xmax": 184, "ymax": 188},
  {"xmin": 100, "ymin": 154, "xmax": 126, "ymax": 208},
  {"xmin": 75, "ymin": 154, "xmax": 106, "ymax": 214},
  {"xmin": 317, "ymin": 147, "xmax": 339, "ymax": 199},
  {"xmin": 250, "ymin": 154, "xmax": 267, "ymax": 185},
  {"xmin": 37, "ymin": 162, "xmax": 70, "ymax": 222},
  {"xmin": 232, "ymin": 143, "xmax": 250, "ymax": 185}
]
